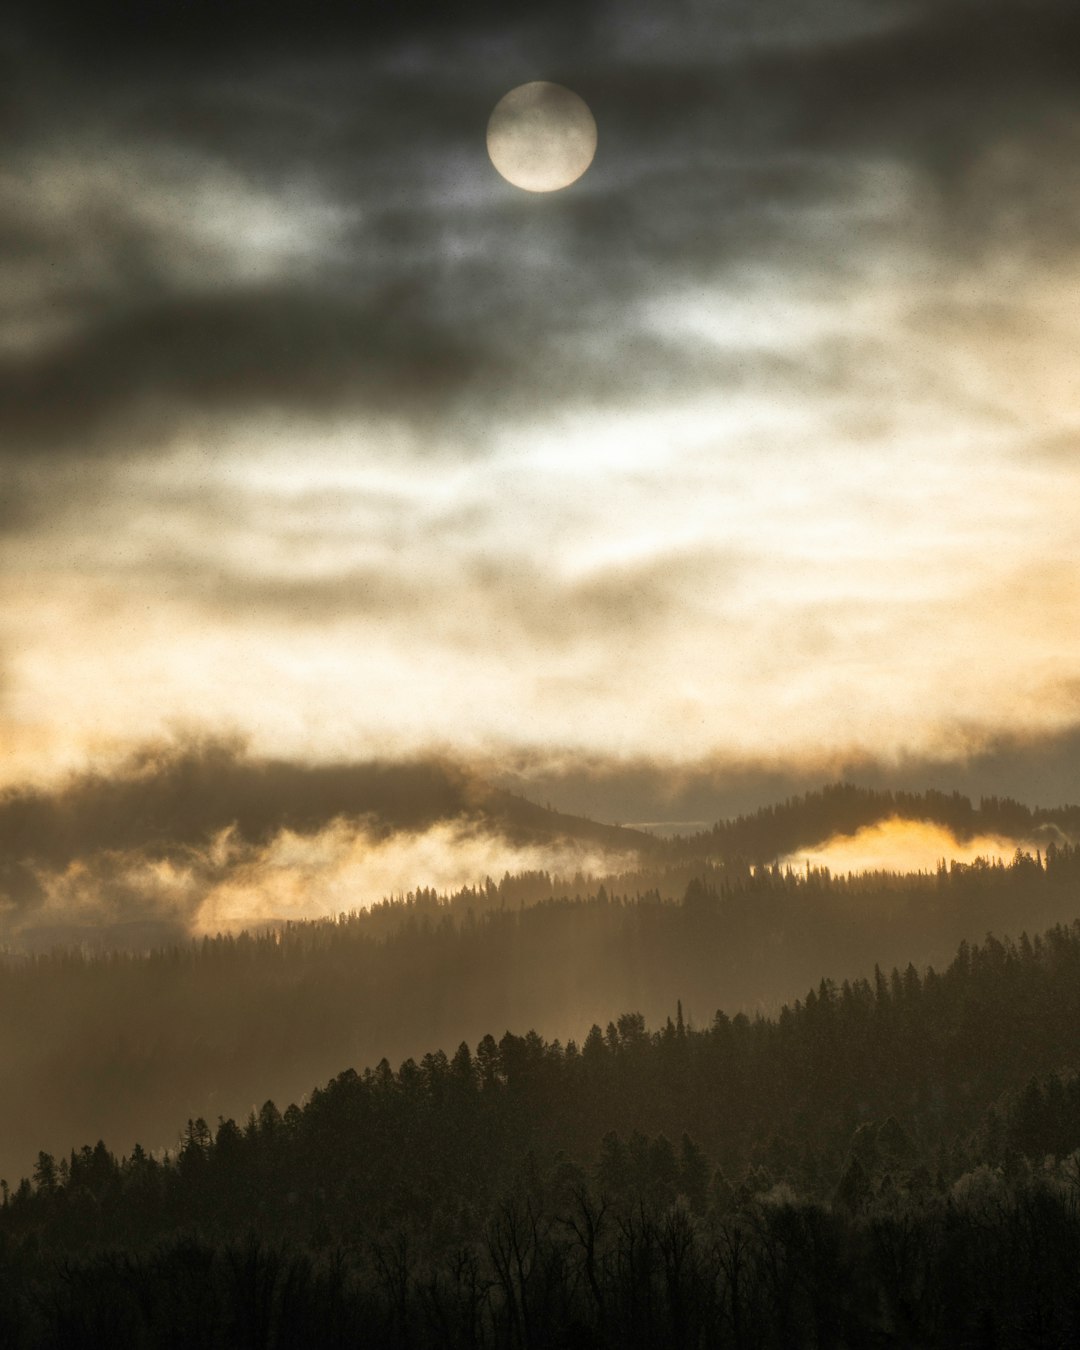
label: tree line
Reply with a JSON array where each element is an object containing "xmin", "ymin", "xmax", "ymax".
[
  {"xmin": 3, "ymin": 841, "xmax": 1080, "ymax": 1190},
  {"xmin": 688, "ymin": 781, "xmax": 1080, "ymax": 863},
  {"xmin": 7, "ymin": 919, "xmax": 1080, "ymax": 1344}
]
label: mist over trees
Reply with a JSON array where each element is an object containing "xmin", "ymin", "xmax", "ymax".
[
  {"xmin": 8, "ymin": 919, "xmax": 1080, "ymax": 1346},
  {"xmin": 0, "ymin": 742, "xmax": 651, "ymax": 877},
  {"xmin": 4, "ymin": 745, "xmax": 1078, "ymax": 950},
  {"xmin": 2, "ymin": 837, "xmax": 1080, "ymax": 1202},
  {"xmin": 0, "ymin": 744, "xmax": 652, "ymax": 947},
  {"xmin": 679, "ymin": 780, "xmax": 1080, "ymax": 863},
  {"xmin": 5, "ymin": 768, "xmax": 1080, "ymax": 1345}
]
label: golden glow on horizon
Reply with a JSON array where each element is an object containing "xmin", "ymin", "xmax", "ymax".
[
  {"xmin": 193, "ymin": 819, "xmax": 634, "ymax": 933},
  {"xmin": 16, "ymin": 818, "xmax": 641, "ymax": 938},
  {"xmin": 12, "ymin": 810, "xmax": 1063, "ymax": 944},
  {"xmin": 782, "ymin": 818, "xmax": 1028, "ymax": 877}
]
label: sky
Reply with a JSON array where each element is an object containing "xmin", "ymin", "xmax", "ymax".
[{"xmin": 4, "ymin": 0, "xmax": 1080, "ymax": 806}]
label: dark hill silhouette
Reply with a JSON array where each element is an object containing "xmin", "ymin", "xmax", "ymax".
[
  {"xmin": 9, "ymin": 919, "xmax": 1080, "ymax": 1347},
  {"xmin": 675, "ymin": 781, "xmax": 1080, "ymax": 864},
  {"xmin": 5, "ymin": 747, "xmax": 1078, "ymax": 896}
]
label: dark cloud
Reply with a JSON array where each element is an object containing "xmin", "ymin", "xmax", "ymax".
[
  {"xmin": 776, "ymin": 1, "xmax": 1080, "ymax": 164},
  {"xmin": 0, "ymin": 739, "xmax": 652, "ymax": 931},
  {"xmin": 0, "ymin": 739, "xmax": 629, "ymax": 874},
  {"xmin": 574, "ymin": 1, "xmax": 1080, "ymax": 259},
  {"xmin": 4, "ymin": 0, "xmax": 1076, "ymax": 462},
  {"xmin": 10, "ymin": 0, "xmax": 604, "ymax": 70},
  {"xmin": 0, "ymin": 741, "xmax": 472, "ymax": 937},
  {"xmin": 0, "ymin": 283, "xmax": 498, "ymax": 456},
  {"xmin": 0, "ymin": 740, "xmax": 476, "ymax": 869}
]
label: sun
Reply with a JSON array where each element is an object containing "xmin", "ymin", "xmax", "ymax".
[{"xmin": 486, "ymin": 81, "xmax": 597, "ymax": 193}]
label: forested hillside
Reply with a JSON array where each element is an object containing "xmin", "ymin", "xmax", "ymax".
[
  {"xmin": 4, "ymin": 843, "xmax": 1080, "ymax": 1190},
  {"xmin": 684, "ymin": 781, "xmax": 1080, "ymax": 863},
  {"xmin": 7, "ymin": 920, "xmax": 1080, "ymax": 1346},
  {"xmin": 6, "ymin": 749, "xmax": 1078, "ymax": 957}
]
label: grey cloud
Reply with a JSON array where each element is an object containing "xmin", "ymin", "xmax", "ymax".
[
  {"xmin": 148, "ymin": 559, "xmax": 428, "ymax": 626},
  {"xmin": 460, "ymin": 550, "xmax": 744, "ymax": 652},
  {"xmin": 578, "ymin": 2, "xmax": 1080, "ymax": 262},
  {"xmin": 0, "ymin": 282, "xmax": 497, "ymax": 456},
  {"xmin": 6, "ymin": 0, "xmax": 1075, "ymax": 465},
  {"xmin": 223, "ymin": 545, "xmax": 733, "ymax": 643},
  {"xmin": 0, "ymin": 479, "xmax": 43, "ymax": 535},
  {"xmin": 0, "ymin": 740, "xmax": 472, "ymax": 869},
  {"xmin": 498, "ymin": 722, "xmax": 1080, "ymax": 831},
  {"xmin": 34, "ymin": 533, "xmax": 741, "ymax": 644},
  {"xmin": 0, "ymin": 742, "xmax": 455, "ymax": 936},
  {"xmin": 10, "ymin": 0, "xmax": 605, "ymax": 73},
  {"xmin": 0, "ymin": 738, "xmax": 647, "ymax": 875},
  {"xmin": 0, "ymin": 739, "xmax": 652, "ymax": 942},
  {"xmin": 1026, "ymin": 431, "xmax": 1080, "ymax": 466},
  {"xmin": 774, "ymin": 2, "xmax": 1080, "ymax": 162}
]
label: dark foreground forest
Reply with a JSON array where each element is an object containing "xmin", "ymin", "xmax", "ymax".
[{"xmin": 8, "ymin": 917, "xmax": 1080, "ymax": 1346}]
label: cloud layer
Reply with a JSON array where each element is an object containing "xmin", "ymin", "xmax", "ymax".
[
  {"xmin": 3, "ymin": 0, "xmax": 1080, "ymax": 783},
  {"xmin": 0, "ymin": 742, "xmax": 644, "ymax": 945}
]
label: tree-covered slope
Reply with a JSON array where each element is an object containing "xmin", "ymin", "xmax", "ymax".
[
  {"xmin": 685, "ymin": 780, "xmax": 1080, "ymax": 863},
  {"xmin": 9, "ymin": 920, "xmax": 1080, "ymax": 1346},
  {"xmin": 4, "ymin": 842, "xmax": 1080, "ymax": 1191}
]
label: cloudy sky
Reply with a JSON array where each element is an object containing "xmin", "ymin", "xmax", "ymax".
[{"xmin": 4, "ymin": 0, "xmax": 1080, "ymax": 799}]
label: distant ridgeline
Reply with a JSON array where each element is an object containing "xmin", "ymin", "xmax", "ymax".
[
  {"xmin": 677, "ymin": 781, "xmax": 1080, "ymax": 863},
  {"xmin": 8, "ymin": 920, "xmax": 1080, "ymax": 1345}
]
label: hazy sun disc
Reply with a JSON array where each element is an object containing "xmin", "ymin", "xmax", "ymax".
[{"xmin": 486, "ymin": 82, "xmax": 597, "ymax": 193}]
